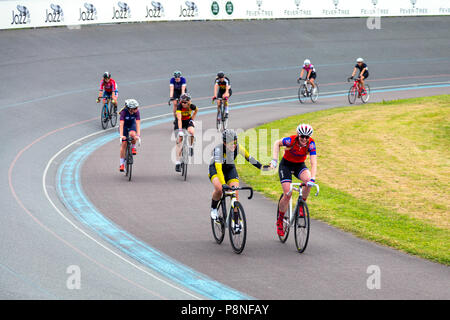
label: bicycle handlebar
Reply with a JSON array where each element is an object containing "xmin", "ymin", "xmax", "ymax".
[{"xmin": 222, "ymin": 185, "xmax": 254, "ymax": 200}]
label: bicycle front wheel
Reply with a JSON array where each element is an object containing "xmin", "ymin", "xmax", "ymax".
[
  {"xmin": 110, "ymin": 104, "xmax": 118, "ymax": 127},
  {"xmin": 211, "ymin": 200, "xmax": 226, "ymax": 244},
  {"xmin": 277, "ymin": 194, "xmax": 290, "ymax": 243},
  {"xmin": 294, "ymin": 201, "xmax": 310, "ymax": 253},
  {"xmin": 101, "ymin": 104, "xmax": 109, "ymax": 129},
  {"xmin": 348, "ymin": 86, "xmax": 357, "ymax": 104},
  {"xmin": 298, "ymin": 85, "xmax": 308, "ymax": 104},
  {"xmin": 361, "ymin": 84, "xmax": 371, "ymax": 103},
  {"xmin": 228, "ymin": 202, "xmax": 247, "ymax": 254},
  {"xmin": 310, "ymin": 84, "xmax": 319, "ymax": 103},
  {"xmin": 181, "ymin": 142, "xmax": 188, "ymax": 181},
  {"xmin": 126, "ymin": 145, "xmax": 133, "ymax": 181}
]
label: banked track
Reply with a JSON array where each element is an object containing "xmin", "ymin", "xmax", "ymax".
[{"xmin": 2, "ymin": 17, "xmax": 450, "ymax": 299}]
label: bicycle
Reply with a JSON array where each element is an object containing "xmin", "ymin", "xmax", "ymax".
[
  {"xmin": 123, "ymin": 136, "xmax": 134, "ymax": 181},
  {"xmin": 212, "ymin": 97, "xmax": 229, "ymax": 131},
  {"xmin": 211, "ymin": 185, "xmax": 253, "ymax": 254},
  {"xmin": 276, "ymin": 182, "xmax": 319, "ymax": 253},
  {"xmin": 347, "ymin": 77, "xmax": 370, "ymax": 104},
  {"xmin": 100, "ymin": 97, "xmax": 117, "ymax": 130},
  {"xmin": 178, "ymin": 129, "xmax": 194, "ymax": 181},
  {"xmin": 297, "ymin": 78, "xmax": 319, "ymax": 104}
]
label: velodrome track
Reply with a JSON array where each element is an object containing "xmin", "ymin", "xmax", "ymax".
[{"xmin": 2, "ymin": 17, "xmax": 450, "ymax": 299}]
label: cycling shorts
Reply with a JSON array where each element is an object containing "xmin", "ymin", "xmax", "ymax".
[
  {"xmin": 209, "ymin": 163, "xmax": 239, "ymax": 184},
  {"xmin": 278, "ymin": 158, "xmax": 308, "ymax": 184}
]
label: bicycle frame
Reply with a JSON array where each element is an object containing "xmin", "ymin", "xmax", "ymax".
[
  {"xmin": 351, "ymin": 79, "xmax": 364, "ymax": 94},
  {"xmin": 220, "ymin": 186, "xmax": 253, "ymax": 228},
  {"xmin": 285, "ymin": 183, "xmax": 319, "ymax": 226}
]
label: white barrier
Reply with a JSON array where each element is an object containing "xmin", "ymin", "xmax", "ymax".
[{"xmin": 1, "ymin": 0, "xmax": 449, "ymax": 30}]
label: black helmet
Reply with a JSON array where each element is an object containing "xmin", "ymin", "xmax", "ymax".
[
  {"xmin": 217, "ymin": 71, "xmax": 225, "ymax": 78},
  {"xmin": 222, "ymin": 129, "xmax": 237, "ymax": 144},
  {"xmin": 103, "ymin": 71, "xmax": 111, "ymax": 79},
  {"xmin": 180, "ymin": 93, "xmax": 191, "ymax": 101},
  {"xmin": 173, "ymin": 70, "xmax": 182, "ymax": 78}
]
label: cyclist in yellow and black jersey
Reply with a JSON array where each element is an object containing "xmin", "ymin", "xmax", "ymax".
[{"xmin": 208, "ymin": 129, "xmax": 262, "ymax": 231}]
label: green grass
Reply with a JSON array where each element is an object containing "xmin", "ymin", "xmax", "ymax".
[{"xmin": 236, "ymin": 95, "xmax": 450, "ymax": 265}]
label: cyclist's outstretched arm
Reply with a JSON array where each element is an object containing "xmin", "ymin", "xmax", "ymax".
[
  {"xmin": 181, "ymin": 82, "xmax": 187, "ymax": 95},
  {"xmin": 351, "ymin": 67, "xmax": 357, "ymax": 78},
  {"xmin": 238, "ymin": 145, "xmax": 262, "ymax": 170},
  {"xmin": 299, "ymin": 69, "xmax": 304, "ymax": 80},
  {"xmin": 191, "ymin": 107, "xmax": 198, "ymax": 121},
  {"xmin": 271, "ymin": 139, "xmax": 283, "ymax": 167}
]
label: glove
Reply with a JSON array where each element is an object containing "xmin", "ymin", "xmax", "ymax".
[
  {"xmin": 212, "ymin": 96, "xmax": 216, "ymax": 102},
  {"xmin": 96, "ymin": 97, "xmax": 101, "ymax": 103},
  {"xmin": 307, "ymin": 179, "xmax": 315, "ymax": 187},
  {"xmin": 297, "ymin": 78, "xmax": 301, "ymax": 84},
  {"xmin": 270, "ymin": 159, "xmax": 278, "ymax": 168},
  {"xmin": 348, "ymin": 76, "xmax": 354, "ymax": 81}
]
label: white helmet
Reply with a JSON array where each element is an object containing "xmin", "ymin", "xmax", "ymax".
[
  {"xmin": 356, "ymin": 57, "xmax": 364, "ymax": 63},
  {"xmin": 296, "ymin": 124, "xmax": 313, "ymax": 137},
  {"xmin": 303, "ymin": 59, "xmax": 311, "ymax": 66},
  {"xmin": 125, "ymin": 99, "xmax": 139, "ymax": 109}
]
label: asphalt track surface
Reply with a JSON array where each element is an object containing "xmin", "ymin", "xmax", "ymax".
[{"xmin": 1, "ymin": 17, "xmax": 450, "ymax": 299}]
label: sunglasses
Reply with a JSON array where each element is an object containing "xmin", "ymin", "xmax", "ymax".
[
  {"xmin": 180, "ymin": 101, "xmax": 189, "ymax": 104},
  {"xmin": 299, "ymin": 135, "xmax": 310, "ymax": 139}
]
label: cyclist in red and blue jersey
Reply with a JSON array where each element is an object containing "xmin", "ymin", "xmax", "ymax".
[
  {"xmin": 118, "ymin": 99, "xmax": 141, "ymax": 172},
  {"xmin": 270, "ymin": 124, "xmax": 317, "ymax": 237},
  {"xmin": 169, "ymin": 70, "xmax": 187, "ymax": 119},
  {"xmin": 97, "ymin": 72, "xmax": 118, "ymax": 111},
  {"xmin": 299, "ymin": 59, "xmax": 317, "ymax": 93}
]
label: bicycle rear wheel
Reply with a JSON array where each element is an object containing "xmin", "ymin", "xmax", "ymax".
[
  {"xmin": 298, "ymin": 85, "xmax": 308, "ymax": 104},
  {"xmin": 228, "ymin": 202, "xmax": 247, "ymax": 254},
  {"xmin": 110, "ymin": 103, "xmax": 118, "ymax": 127},
  {"xmin": 211, "ymin": 200, "xmax": 226, "ymax": 244},
  {"xmin": 310, "ymin": 84, "xmax": 319, "ymax": 103},
  {"xmin": 276, "ymin": 194, "xmax": 290, "ymax": 243},
  {"xmin": 101, "ymin": 104, "xmax": 109, "ymax": 129},
  {"xmin": 294, "ymin": 200, "xmax": 310, "ymax": 253},
  {"xmin": 348, "ymin": 86, "xmax": 357, "ymax": 104},
  {"xmin": 361, "ymin": 84, "xmax": 371, "ymax": 103}
]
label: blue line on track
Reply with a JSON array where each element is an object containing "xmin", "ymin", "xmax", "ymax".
[{"xmin": 55, "ymin": 82, "xmax": 450, "ymax": 300}]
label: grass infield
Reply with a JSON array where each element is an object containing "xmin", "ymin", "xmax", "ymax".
[{"xmin": 236, "ymin": 95, "xmax": 450, "ymax": 265}]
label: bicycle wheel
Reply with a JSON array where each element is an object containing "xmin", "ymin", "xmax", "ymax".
[
  {"xmin": 222, "ymin": 103, "xmax": 228, "ymax": 130},
  {"xmin": 211, "ymin": 199, "xmax": 226, "ymax": 244},
  {"xmin": 126, "ymin": 144, "xmax": 133, "ymax": 181},
  {"xmin": 276, "ymin": 194, "xmax": 290, "ymax": 243},
  {"xmin": 181, "ymin": 141, "xmax": 188, "ymax": 181},
  {"xmin": 228, "ymin": 202, "xmax": 247, "ymax": 254},
  {"xmin": 361, "ymin": 84, "xmax": 371, "ymax": 103},
  {"xmin": 294, "ymin": 200, "xmax": 310, "ymax": 253},
  {"xmin": 298, "ymin": 85, "xmax": 308, "ymax": 104},
  {"xmin": 348, "ymin": 86, "xmax": 357, "ymax": 104},
  {"xmin": 216, "ymin": 109, "xmax": 221, "ymax": 131},
  {"xmin": 310, "ymin": 83, "xmax": 319, "ymax": 103},
  {"xmin": 110, "ymin": 103, "xmax": 118, "ymax": 127},
  {"xmin": 101, "ymin": 104, "xmax": 109, "ymax": 129}
]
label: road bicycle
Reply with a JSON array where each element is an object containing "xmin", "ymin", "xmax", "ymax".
[
  {"xmin": 298, "ymin": 78, "xmax": 319, "ymax": 104},
  {"xmin": 212, "ymin": 97, "xmax": 229, "ymax": 131},
  {"xmin": 178, "ymin": 129, "xmax": 194, "ymax": 181},
  {"xmin": 211, "ymin": 185, "xmax": 253, "ymax": 254},
  {"xmin": 100, "ymin": 97, "xmax": 117, "ymax": 130},
  {"xmin": 276, "ymin": 182, "xmax": 319, "ymax": 253},
  {"xmin": 123, "ymin": 136, "xmax": 134, "ymax": 181},
  {"xmin": 347, "ymin": 77, "xmax": 371, "ymax": 104}
]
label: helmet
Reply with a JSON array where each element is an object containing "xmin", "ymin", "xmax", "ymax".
[
  {"xmin": 296, "ymin": 124, "xmax": 313, "ymax": 137},
  {"xmin": 180, "ymin": 93, "xmax": 191, "ymax": 101},
  {"xmin": 356, "ymin": 57, "xmax": 364, "ymax": 63},
  {"xmin": 103, "ymin": 71, "xmax": 111, "ymax": 79},
  {"xmin": 217, "ymin": 71, "xmax": 225, "ymax": 78},
  {"xmin": 222, "ymin": 129, "xmax": 237, "ymax": 144},
  {"xmin": 173, "ymin": 70, "xmax": 182, "ymax": 78},
  {"xmin": 125, "ymin": 99, "xmax": 139, "ymax": 109},
  {"xmin": 303, "ymin": 59, "xmax": 311, "ymax": 66}
]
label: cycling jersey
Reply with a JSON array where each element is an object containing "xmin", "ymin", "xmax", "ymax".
[
  {"xmin": 302, "ymin": 64, "xmax": 316, "ymax": 73},
  {"xmin": 355, "ymin": 63, "xmax": 368, "ymax": 72},
  {"xmin": 170, "ymin": 77, "xmax": 187, "ymax": 92},
  {"xmin": 209, "ymin": 143, "xmax": 261, "ymax": 185},
  {"xmin": 176, "ymin": 103, "xmax": 197, "ymax": 121},
  {"xmin": 281, "ymin": 135, "xmax": 316, "ymax": 163},
  {"xmin": 119, "ymin": 108, "xmax": 140, "ymax": 128},
  {"xmin": 100, "ymin": 78, "xmax": 118, "ymax": 93},
  {"xmin": 215, "ymin": 77, "xmax": 231, "ymax": 91}
]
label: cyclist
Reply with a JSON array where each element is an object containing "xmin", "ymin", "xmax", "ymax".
[
  {"xmin": 349, "ymin": 57, "xmax": 369, "ymax": 95},
  {"xmin": 175, "ymin": 93, "xmax": 197, "ymax": 172},
  {"xmin": 119, "ymin": 99, "xmax": 141, "ymax": 172},
  {"xmin": 212, "ymin": 71, "xmax": 232, "ymax": 120},
  {"xmin": 269, "ymin": 124, "xmax": 317, "ymax": 237},
  {"xmin": 209, "ymin": 129, "xmax": 263, "ymax": 233},
  {"xmin": 299, "ymin": 59, "xmax": 317, "ymax": 93},
  {"xmin": 97, "ymin": 72, "xmax": 118, "ymax": 111},
  {"xmin": 169, "ymin": 70, "xmax": 187, "ymax": 119}
]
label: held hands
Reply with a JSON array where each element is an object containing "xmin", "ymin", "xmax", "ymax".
[{"xmin": 270, "ymin": 159, "xmax": 278, "ymax": 169}]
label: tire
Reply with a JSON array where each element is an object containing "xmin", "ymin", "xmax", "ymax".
[
  {"xmin": 101, "ymin": 104, "xmax": 109, "ymax": 130},
  {"xmin": 222, "ymin": 103, "xmax": 228, "ymax": 130},
  {"xmin": 126, "ymin": 144, "xmax": 133, "ymax": 181},
  {"xmin": 294, "ymin": 200, "xmax": 310, "ymax": 253},
  {"xmin": 276, "ymin": 194, "xmax": 290, "ymax": 243},
  {"xmin": 211, "ymin": 200, "xmax": 226, "ymax": 244},
  {"xmin": 361, "ymin": 84, "xmax": 371, "ymax": 103},
  {"xmin": 181, "ymin": 140, "xmax": 188, "ymax": 181},
  {"xmin": 310, "ymin": 83, "xmax": 319, "ymax": 103},
  {"xmin": 228, "ymin": 202, "xmax": 247, "ymax": 254},
  {"xmin": 348, "ymin": 86, "xmax": 357, "ymax": 104},
  {"xmin": 216, "ymin": 109, "xmax": 221, "ymax": 131},
  {"xmin": 298, "ymin": 85, "xmax": 308, "ymax": 104},
  {"xmin": 110, "ymin": 104, "xmax": 118, "ymax": 127}
]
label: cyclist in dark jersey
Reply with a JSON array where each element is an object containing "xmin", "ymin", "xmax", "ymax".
[
  {"xmin": 349, "ymin": 57, "xmax": 369, "ymax": 94},
  {"xmin": 174, "ymin": 93, "xmax": 197, "ymax": 172},
  {"xmin": 269, "ymin": 124, "xmax": 317, "ymax": 237},
  {"xmin": 169, "ymin": 70, "xmax": 187, "ymax": 119},
  {"xmin": 213, "ymin": 71, "xmax": 232, "ymax": 120},
  {"xmin": 209, "ymin": 129, "xmax": 262, "ymax": 233},
  {"xmin": 118, "ymin": 99, "xmax": 141, "ymax": 172}
]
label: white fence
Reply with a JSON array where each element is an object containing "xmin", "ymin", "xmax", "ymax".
[{"xmin": 1, "ymin": 0, "xmax": 449, "ymax": 30}]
